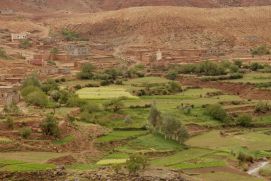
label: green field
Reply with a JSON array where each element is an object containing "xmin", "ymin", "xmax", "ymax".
[
  {"xmin": 186, "ymin": 129, "xmax": 271, "ymax": 151},
  {"xmin": 225, "ymin": 72, "xmax": 271, "ymax": 84},
  {"xmin": 96, "ymin": 130, "xmax": 148, "ymax": 143},
  {"xmin": 76, "ymin": 86, "xmax": 138, "ymax": 99}
]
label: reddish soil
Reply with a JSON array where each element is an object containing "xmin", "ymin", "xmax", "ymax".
[
  {"xmin": 186, "ymin": 123, "xmax": 208, "ymax": 136},
  {"xmin": 47, "ymin": 155, "xmax": 76, "ymax": 165},
  {"xmin": 178, "ymin": 76, "xmax": 271, "ymax": 100},
  {"xmin": 1, "ymin": 0, "xmax": 271, "ymax": 13}
]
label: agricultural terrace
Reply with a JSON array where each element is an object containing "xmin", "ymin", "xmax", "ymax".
[{"xmin": 3, "ymin": 60, "xmax": 271, "ymax": 181}]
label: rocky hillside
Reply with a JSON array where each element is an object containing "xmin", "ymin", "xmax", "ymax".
[
  {"xmin": 1, "ymin": 0, "xmax": 271, "ymax": 12},
  {"xmin": 47, "ymin": 6, "xmax": 271, "ymax": 50}
]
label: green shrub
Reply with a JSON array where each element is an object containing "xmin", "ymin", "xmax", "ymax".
[
  {"xmin": 205, "ymin": 104, "xmax": 228, "ymax": 122},
  {"xmin": 67, "ymin": 95, "xmax": 86, "ymax": 107},
  {"xmin": 21, "ymin": 86, "xmax": 42, "ymax": 97},
  {"xmin": 4, "ymin": 117, "xmax": 14, "ymax": 129},
  {"xmin": 0, "ymin": 48, "xmax": 9, "ymax": 59},
  {"xmin": 148, "ymin": 104, "xmax": 161, "ymax": 129},
  {"xmin": 77, "ymin": 63, "xmax": 95, "ymax": 79},
  {"xmin": 3, "ymin": 102, "xmax": 20, "ymax": 114},
  {"xmin": 25, "ymin": 91, "xmax": 49, "ymax": 107},
  {"xmin": 41, "ymin": 114, "xmax": 59, "ymax": 138},
  {"xmin": 79, "ymin": 111, "xmax": 94, "ymax": 123},
  {"xmin": 19, "ymin": 39, "xmax": 32, "ymax": 49},
  {"xmin": 166, "ymin": 70, "xmax": 178, "ymax": 80},
  {"xmin": 251, "ymin": 45, "xmax": 270, "ymax": 56},
  {"xmin": 255, "ymin": 102, "xmax": 271, "ymax": 113},
  {"xmin": 41, "ymin": 79, "xmax": 59, "ymax": 93},
  {"xmin": 236, "ymin": 114, "xmax": 252, "ymax": 127},
  {"xmin": 250, "ymin": 62, "xmax": 264, "ymax": 71},
  {"xmin": 22, "ymin": 74, "xmax": 41, "ymax": 88},
  {"xmin": 237, "ymin": 151, "xmax": 254, "ymax": 163},
  {"xmin": 80, "ymin": 102, "xmax": 101, "ymax": 113},
  {"xmin": 233, "ymin": 59, "xmax": 242, "ymax": 68},
  {"xmin": 103, "ymin": 97, "xmax": 124, "ymax": 112},
  {"xmin": 126, "ymin": 154, "xmax": 148, "ymax": 175},
  {"xmin": 62, "ymin": 29, "xmax": 79, "ymax": 41},
  {"xmin": 20, "ymin": 127, "xmax": 32, "ymax": 139}
]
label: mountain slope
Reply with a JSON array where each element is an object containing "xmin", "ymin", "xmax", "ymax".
[
  {"xmin": 1, "ymin": 0, "xmax": 271, "ymax": 12},
  {"xmin": 48, "ymin": 6, "xmax": 271, "ymax": 50}
]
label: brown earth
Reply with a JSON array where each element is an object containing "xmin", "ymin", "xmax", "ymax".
[
  {"xmin": 43, "ymin": 6, "xmax": 271, "ymax": 51},
  {"xmin": 1, "ymin": 0, "xmax": 271, "ymax": 13},
  {"xmin": 178, "ymin": 76, "xmax": 271, "ymax": 100}
]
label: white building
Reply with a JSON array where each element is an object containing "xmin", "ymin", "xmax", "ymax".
[
  {"xmin": 156, "ymin": 49, "xmax": 162, "ymax": 61},
  {"xmin": 11, "ymin": 32, "xmax": 30, "ymax": 42}
]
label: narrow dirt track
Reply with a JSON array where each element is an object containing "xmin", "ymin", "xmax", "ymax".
[{"xmin": 178, "ymin": 76, "xmax": 271, "ymax": 100}]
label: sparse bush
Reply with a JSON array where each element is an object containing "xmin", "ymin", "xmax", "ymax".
[
  {"xmin": 50, "ymin": 47, "xmax": 59, "ymax": 55},
  {"xmin": 41, "ymin": 114, "xmax": 59, "ymax": 138},
  {"xmin": 112, "ymin": 164, "xmax": 122, "ymax": 174},
  {"xmin": 233, "ymin": 59, "xmax": 243, "ymax": 68},
  {"xmin": 4, "ymin": 117, "xmax": 14, "ymax": 129},
  {"xmin": 0, "ymin": 48, "xmax": 9, "ymax": 59},
  {"xmin": 236, "ymin": 114, "xmax": 252, "ymax": 127},
  {"xmin": 77, "ymin": 63, "xmax": 95, "ymax": 79},
  {"xmin": 20, "ymin": 127, "xmax": 32, "ymax": 139},
  {"xmin": 3, "ymin": 102, "xmax": 20, "ymax": 114},
  {"xmin": 79, "ymin": 111, "xmax": 94, "ymax": 123},
  {"xmin": 237, "ymin": 151, "xmax": 254, "ymax": 163},
  {"xmin": 25, "ymin": 90, "xmax": 49, "ymax": 107},
  {"xmin": 41, "ymin": 79, "xmax": 59, "ymax": 93},
  {"xmin": 255, "ymin": 102, "xmax": 271, "ymax": 114},
  {"xmin": 250, "ymin": 62, "xmax": 264, "ymax": 71},
  {"xmin": 166, "ymin": 70, "xmax": 178, "ymax": 80},
  {"xmin": 19, "ymin": 39, "xmax": 32, "ymax": 49},
  {"xmin": 62, "ymin": 29, "xmax": 79, "ymax": 41},
  {"xmin": 205, "ymin": 104, "xmax": 228, "ymax": 122},
  {"xmin": 251, "ymin": 45, "xmax": 270, "ymax": 56},
  {"xmin": 126, "ymin": 154, "xmax": 148, "ymax": 175},
  {"xmin": 66, "ymin": 95, "xmax": 86, "ymax": 107},
  {"xmin": 103, "ymin": 97, "xmax": 125, "ymax": 112},
  {"xmin": 81, "ymin": 102, "xmax": 101, "ymax": 113},
  {"xmin": 22, "ymin": 74, "xmax": 41, "ymax": 88},
  {"xmin": 148, "ymin": 104, "xmax": 161, "ymax": 129}
]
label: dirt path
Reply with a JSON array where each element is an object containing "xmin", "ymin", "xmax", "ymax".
[
  {"xmin": 247, "ymin": 161, "xmax": 269, "ymax": 177},
  {"xmin": 178, "ymin": 76, "xmax": 271, "ymax": 100}
]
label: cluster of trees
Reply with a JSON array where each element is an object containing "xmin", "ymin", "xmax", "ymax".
[
  {"xmin": 79, "ymin": 97, "xmax": 126, "ymax": 124},
  {"xmin": 148, "ymin": 104, "xmax": 189, "ymax": 144},
  {"xmin": 21, "ymin": 74, "xmax": 82, "ymax": 108},
  {"xmin": 205, "ymin": 104, "xmax": 252, "ymax": 127},
  {"xmin": 133, "ymin": 81, "xmax": 182, "ymax": 96},
  {"xmin": 174, "ymin": 61, "xmax": 240, "ymax": 76},
  {"xmin": 77, "ymin": 63, "xmax": 145, "ymax": 85}
]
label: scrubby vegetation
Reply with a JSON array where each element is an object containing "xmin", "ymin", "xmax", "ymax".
[
  {"xmin": 0, "ymin": 47, "xmax": 9, "ymax": 59},
  {"xmin": 62, "ymin": 29, "xmax": 80, "ymax": 41},
  {"xmin": 251, "ymin": 45, "xmax": 270, "ymax": 56}
]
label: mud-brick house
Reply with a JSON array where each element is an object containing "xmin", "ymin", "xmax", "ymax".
[
  {"xmin": 65, "ymin": 44, "xmax": 90, "ymax": 57},
  {"xmin": 0, "ymin": 9, "xmax": 14, "ymax": 15},
  {"xmin": 29, "ymin": 54, "xmax": 46, "ymax": 66},
  {"xmin": 0, "ymin": 85, "xmax": 20, "ymax": 106},
  {"xmin": 11, "ymin": 32, "xmax": 30, "ymax": 42}
]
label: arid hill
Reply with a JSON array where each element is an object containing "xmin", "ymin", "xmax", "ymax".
[
  {"xmin": 46, "ymin": 6, "xmax": 271, "ymax": 51},
  {"xmin": 1, "ymin": 0, "xmax": 271, "ymax": 13}
]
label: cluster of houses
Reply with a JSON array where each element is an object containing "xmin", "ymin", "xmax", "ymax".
[{"xmin": 0, "ymin": 9, "xmax": 14, "ymax": 15}]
